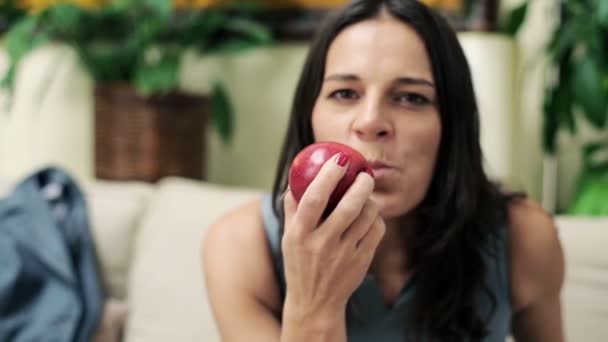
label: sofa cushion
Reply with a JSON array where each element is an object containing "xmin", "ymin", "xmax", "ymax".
[
  {"xmin": 555, "ymin": 217, "xmax": 608, "ymax": 342},
  {"xmin": 124, "ymin": 177, "xmax": 261, "ymax": 342},
  {"xmin": 82, "ymin": 180, "xmax": 154, "ymax": 299}
]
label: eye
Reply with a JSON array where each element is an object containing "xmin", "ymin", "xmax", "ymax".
[
  {"xmin": 329, "ymin": 89, "xmax": 359, "ymax": 101},
  {"xmin": 393, "ymin": 92, "xmax": 431, "ymax": 106}
]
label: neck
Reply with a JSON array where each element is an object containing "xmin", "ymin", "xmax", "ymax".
[{"xmin": 369, "ymin": 213, "xmax": 417, "ymax": 277}]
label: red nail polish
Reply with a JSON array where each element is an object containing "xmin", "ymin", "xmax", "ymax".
[{"xmin": 336, "ymin": 153, "xmax": 350, "ymax": 167}]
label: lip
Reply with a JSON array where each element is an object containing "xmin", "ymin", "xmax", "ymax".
[
  {"xmin": 368, "ymin": 160, "xmax": 398, "ymax": 170},
  {"xmin": 367, "ymin": 160, "xmax": 399, "ymax": 179}
]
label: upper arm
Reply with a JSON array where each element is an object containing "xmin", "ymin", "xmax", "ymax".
[
  {"xmin": 202, "ymin": 197, "xmax": 282, "ymax": 342},
  {"xmin": 508, "ymin": 199, "xmax": 565, "ymax": 341}
]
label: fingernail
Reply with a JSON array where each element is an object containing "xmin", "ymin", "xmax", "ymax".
[{"xmin": 336, "ymin": 153, "xmax": 350, "ymax": 167}]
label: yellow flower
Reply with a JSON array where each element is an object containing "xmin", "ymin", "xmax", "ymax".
[
  {"xmin": 173, "ymin": 0, "xmax": 352, "ymax": 9},
  {"xmin": 420, "ymin": 0, "xmax": 442, "ymax": 6},
  {"xmin": 173, "ymin": 0, "xmax": 231, "ymax": 9},
  {"xmin": 72, "ymin": 0, "xmax": 105, "ymax": 8},
  {"xmin": 420, "ymin": 0, "xmax": 463, "ymax": 11},
  {"xmin": 441, "ymin": 0, "xmax": 462, "ymax": 11},
  {"xmin": 19, "ymin": 0, "xmax": 54, "ymax": 12},
  {"xmin": 19, "ymin": 0, "xmax": 106, "ymax": 12}
]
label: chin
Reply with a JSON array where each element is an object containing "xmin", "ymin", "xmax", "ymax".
[{"xmin": 371, "ymin": 191, "xmax": 416, "ymax": 220}]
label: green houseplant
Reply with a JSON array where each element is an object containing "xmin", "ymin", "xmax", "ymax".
[
  {"xmin": 542, "ymin": 0, "xmax": 608, "ymax": 214},
  {"xmin": 503, "ymin": 0, "xmax": 607, "ymax": 214},
  {"xmin": 2, "ymin": 0, "xmax": 273, "ymax": 181},
  {"xmin": 0, "ymin": 0, "xmax": 26, "ymax": 34}
]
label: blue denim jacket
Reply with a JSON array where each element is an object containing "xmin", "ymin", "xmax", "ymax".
[{"xmin": 0, "ymin": 167, "xmax": 104, "ymax": 341}]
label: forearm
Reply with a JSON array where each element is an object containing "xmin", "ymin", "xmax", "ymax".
[{"xmin": 280, "ymin": 297, "xmax": 347, "ymax": 342}]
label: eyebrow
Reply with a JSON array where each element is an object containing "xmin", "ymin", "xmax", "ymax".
[
  {"xmin": 324, "ymin": 74, "xmax": 435, "ymax": 88},
  {"xmin": 395, "ymin": 77, "xmax": 435, "ymax": 88}
]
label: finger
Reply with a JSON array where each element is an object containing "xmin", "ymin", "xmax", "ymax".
[
  {"xmin": 294, "ymin": 152, "xmax": 349, "ymax": 231},
  {"xmin": 283, "ymin": 189, "xmax": 297, "ymax": 226},
  {"xmin": 340, "ymin": 198, "xmax": 379, "ymax": 244},
  {"xmin": 321, "ymin": 172, "xmax": 374, "ymax": 238},
  {"xmin": 356, "ymin": 217, "xmax": 385, "ymax": 253}
]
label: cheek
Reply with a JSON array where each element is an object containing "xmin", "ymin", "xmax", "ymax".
[
  {"xmin": 411, "ymin": 113, "xmax": 441, "ymax": 165},
  {"xmin": 422, "ymin": 115, "xmax": 442, "ymax": 159},
  {"xmin": 311, "ymin": 102, "xmax": 344, "ymax": 142},
  {"xmin": 311, "ymin": 102, "xmax": 326, "ymax": 141},
  {"xmin": 385, "ymin": 113, "xmax": 441, "ymax": 216},
  {"xmin": 407, "ymin": 113, "xmax": 441, "ymax": 192}
]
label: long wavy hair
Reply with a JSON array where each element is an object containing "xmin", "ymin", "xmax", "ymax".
[{"xmin": 271, "ymin": 0, "xmax": 515, "ymax": 340}]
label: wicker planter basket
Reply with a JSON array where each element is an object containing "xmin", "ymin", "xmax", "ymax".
[{"xmin": 95, "ymin": 83, "xmax": 209, "ymax": 182}]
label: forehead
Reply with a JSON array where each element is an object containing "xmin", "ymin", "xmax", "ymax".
[{"xmin": 325, "ymin": 15, "xmax": 433, "ymax": 82}]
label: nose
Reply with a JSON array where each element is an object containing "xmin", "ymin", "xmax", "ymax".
[{"xmin": 352, "ymin": 100, "xmax": 393, "ymax": 141}]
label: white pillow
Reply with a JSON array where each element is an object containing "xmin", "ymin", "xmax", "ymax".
[
  {"xmin": 555, "ymin": 217, "xmax": 608, "ymax": 342},
  {"xmin": 124, "ymin": 177, "xmax": 261, "ymax": 342},
  {"xmin": 83, "ymin": 180, "xmax": 154, "ymax": 299}
]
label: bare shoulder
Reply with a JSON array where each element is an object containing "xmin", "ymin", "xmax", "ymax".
[
  {"xmin": 508, "ymin": 197, "xmax": 565, "ymax": 312},
  {"xmin": 508, "ymin": 198, "xmax": 560, "ymax": 253},
  {"xmin": 203, "ymin": 197, "xmax": 266, "ymax": 257},
  {"xmin": 202, "ymin": 196, "xmax": 282, "ymax": 316}
]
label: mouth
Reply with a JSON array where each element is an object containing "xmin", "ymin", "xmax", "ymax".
[{"xmin": 367, "ymin": 160, "xmax": 399, "ymax": 178}]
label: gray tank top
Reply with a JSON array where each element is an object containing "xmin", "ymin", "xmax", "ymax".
[{"xmin": 260, "ymin": 193, "xmax": 512, "ymax": 341}]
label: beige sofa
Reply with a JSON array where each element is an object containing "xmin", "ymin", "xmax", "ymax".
[{"xmin": 1, "ymin": 177, "xmax": 606, "ymax": 341}]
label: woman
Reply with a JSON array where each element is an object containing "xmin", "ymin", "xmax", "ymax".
[{"xmin": 203, "ymin": 1, "xmax": 565, "ymax": 341}]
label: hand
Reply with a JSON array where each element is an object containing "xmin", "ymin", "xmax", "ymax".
[{"xmin": 281, "ymin": 152, "xmax": 386, "ymax": 320}]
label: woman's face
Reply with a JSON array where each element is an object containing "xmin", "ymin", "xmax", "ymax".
[{"xmin": 312, "ymin": 14, "xmax": 441, "ymax": 219}]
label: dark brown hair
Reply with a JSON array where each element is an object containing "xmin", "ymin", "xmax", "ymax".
[{"xmin": 271, "ymin": 1, "xmax": 514, "ymax": 340}]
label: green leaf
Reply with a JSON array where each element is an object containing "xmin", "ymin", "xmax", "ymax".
[
  {"xmin": 211, "ymin": 81, "xmax": 234, "ymax": 144},
  {"xmin": 134, "ymin": 47, "xmax": 180, "ymax": 95},
  {"xmin": 5, "ymin": 16, "xmax": 40, "ymax": 62},
  {"xmin": 564, "ymin": 0, "xmax": 586, "ymax": 18},
  {"xmin": 143, "ymin": 0, "xmax": 172, "ymax": 19},
  {"xmin": 1, "ymin": 15, "xmax": 50, "ymax": 90},
  {"xmin": 0, "ymin": 0, "xmax": 26, "ymax": 32},
  {"xmin": 111, "ymin": 0, "xmax": 171, "ymax": 22},
  {"xmin": 109, "ymin": 0, "xmax": 135, "ymax": 11},
  {"xmin": 0, "ymin": 66, "xmax": 16, "ymax": 90},
  {"xmin": 568, "ymin": 174, "xmax": 608, "ymax": 216},
  {"xmin": 200, "ymin": 11, "xmax": 229, "ymax": 33},
  {"xmin": 547, "ymin": 21, "xmax": 577, "ymax": 62},
  {"xmin": 582, "ymin": 24, "xmax": 605, "ymax": 62},
  {"xmin": 44, "ymin": 4, "xmax": 83, "ymax": 34},
  {"xmin": 543, "ymin": 39, "xmax": 578, "ymax": 154},
  {"xmin": 78, "ymin": 40, "xmax": 136, "ymax": 81},
  {"xmin": 219, "ymin": 1, "xmax": 262, "ymax": 12},
  {"xmin": 223, "ymin": 18, "xmax": 273, "ymax": 45},
  {"xmin": 198, "ymin": 12, "xmax": 273, "ymax": 54},
  {"xmin": 572, "ymin": 56, "xmax": 607, "ymax": 128},
  {"xmin": 597, "ymin": 0, "xmax": 608, "ymax": 27},
  {"xmin": 500, "ymin": 2, "xmax": 528, "ymax": 37},
  {"xmin": 552, "ymin": 81, "xmax": 576, "ymax": 134},
  {"xmin": 582, "ymin": 140, "xmax": 608, "ymax": 170},
  {"xmin": 543, "ymin": 87, "xmax": 561, "ymax": 154},
  {"xmin": 568, "ymin": 139, "xmax": 608, "ymax": 216}
]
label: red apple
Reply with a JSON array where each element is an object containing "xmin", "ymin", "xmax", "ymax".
[{"xmin": 288, "ymin": 141, "xmax": 373, "ymax": 216}]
